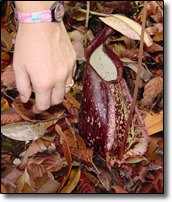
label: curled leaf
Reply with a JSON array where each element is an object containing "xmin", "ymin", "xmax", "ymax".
[
  {"xmin": 60, "ymin": 167, "xmax": 81, "ymax": 193},
  {"xmin": 14, "ymin": 96, "xmax": 55, "ymax": 123},
  {"xmin": 77, "ymin": 172, "xmax": 97, "ymax": 193},
  {"xmin": 99, "ymin": 14, "xmax": 153, "ymax": 47}
]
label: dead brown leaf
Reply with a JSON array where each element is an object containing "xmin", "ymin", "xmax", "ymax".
[
  {"xmin": 1, "ymin": 66, "xmax": 16, "ymax": 88},
  {"xmin": 55, "ymin": 124, "xmax": 72, "ymax": 192},
  {"xmin": 120, "ymin": 48, "xmax": 151, "ymax": 61},
  {"xmin": 63, "ymin": 128, "xmax": 86, "ymax": 148},
  {"xmin": 14, "ymin": 96, "xmax": 55, "ymax": 123},
  {"xmin": 1, "ymin": 179, "xmax": 16, "ymax": 193},
  {"xmin": 1, "ymin": 183, "xmax": 7, "ymax": 193},
  {"xmin": 100, "ymin": 14, "xmax": 153, "ymax": 47},
  {"xmin": 1, "ymin": 165, "xmax": 23, "ymax": 184},
  {"xmin": 19, "ymin": 138, "xmax": 52, "ymax": 170},
  {"xmin": 65, "ymin": 92, "xmax": 80, "ymax": 109},
  {"xmin": 140, "ymin": 77, "xmax": 163, "ymax": 107},
  {"xmin": 35, "ymin": 173, "xmax": 61, "ymax": 193},
  {"xmin": 111, "ymin": 185, "xmax": 128, "ymax": 193},
  {"xmin": 60, "ymin": 167, "xmax": 81, "ymax": 193},
  {"xmin": 77, "ymin": 172, "xmax": 97, "ymax": 193},
  {"xmin": 144, "ymin": 42, "xmax": 163, "ymax": 53},
  {"xmin": 40, "ymin": 155, "xmax": 63, "ymax": 172},
  {"xmin": 144, "ymin": 110, "xmax": 163, "ymax": 135},
  {"xmin": 145, "ymin": 23, "xmax": 163, "ymax": 36},
  {"xmin": 27, "ymin": 163, "xmax": 48, "ymax": 188}
]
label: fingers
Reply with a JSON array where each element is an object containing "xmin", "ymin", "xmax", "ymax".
[
  {"xmin": 33, "ymin": 81, "xmax": 66, "ymax": 113},
  {"xmin": 14, "ymin": 68, "xmax": 32, "ymax": 103},
  {"xmin": 15, "ymin": 68, "xmax": 75, "ymax": 114},
  {"xmin": 32, "ymin": 87, "xmax": 52, "ymax": 114},
  {"xmin": 51, "ymin": 85, "xmax": 65, "ymax": 106}
]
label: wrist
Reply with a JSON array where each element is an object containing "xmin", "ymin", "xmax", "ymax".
[{"xmin": 17, "ymin": 20, "xmax": 63, "ymax": 36}]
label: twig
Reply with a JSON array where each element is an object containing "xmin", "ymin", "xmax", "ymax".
[
  {"xmin": 78, "ymin": 8, "xmax": 109, "ymax": 17},
  {"xmin": 2, "ymin": 91, "xmax": 15, "ymax": 102},
  {"xmin": 1, "ymin": 87, "xmax": 18, "ymax": 93},
  {"xmin": 84, "ymin": 1, "xmax": 90, "ymax": 49},
  {"xmin": 156, "ymin": 1, "xmax": 163, "ymax": 9},
  {"xmin": 119, "ymin": 1, "xmax": 148, "ymax": 160}
]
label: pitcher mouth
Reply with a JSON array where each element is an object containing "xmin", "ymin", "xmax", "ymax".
[{"xmin": 85, "ymin": 26, "xmax": 124, "ymax": 83}]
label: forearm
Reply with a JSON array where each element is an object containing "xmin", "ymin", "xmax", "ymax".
[{"xmin": 14, "ymin": 1, "xmax": 56, "ymax": 12}]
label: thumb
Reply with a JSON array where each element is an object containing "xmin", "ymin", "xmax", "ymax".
[{"xmin": 15, "ymin": 69, "xmax": 32, "ymax": 103}]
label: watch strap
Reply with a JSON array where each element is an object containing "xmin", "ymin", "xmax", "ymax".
[
  {"xmin": 15, "ymin": 10, "xmax": 52, "ymax": 23},
  {"xmin": 14, "ymin": 2, "xmax": 64, "ymax": 23}
]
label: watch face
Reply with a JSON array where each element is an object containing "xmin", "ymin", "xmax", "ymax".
[{"xmin": 54, "ymin": 3, "xmax": 64, "ymax": 22}]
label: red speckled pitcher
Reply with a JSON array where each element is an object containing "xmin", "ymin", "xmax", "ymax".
[{"xmin": 78, "ymin": 26, "xmax": 149, "ymax": 170}]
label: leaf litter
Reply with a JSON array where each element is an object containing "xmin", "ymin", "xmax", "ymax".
[{"xmin": 1, "ymin": 1, "xmax": 163, "ymax": 193}]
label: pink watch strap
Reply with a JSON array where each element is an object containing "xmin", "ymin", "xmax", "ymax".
[{"xmin": 16, "ymin": 10, "xmax": 52, "ymax": 23}]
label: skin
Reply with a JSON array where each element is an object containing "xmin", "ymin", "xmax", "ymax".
[{"xmin": 13, "ymin": 1, "xmax": 76, "ymax": 113}]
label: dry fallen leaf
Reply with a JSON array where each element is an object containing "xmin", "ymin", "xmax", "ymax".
[
  {"xmin": 144, "ymin": 110, "xmax": 163, "ymax": 135},
  {"xmin": 55, "ymin": 124, "xmax": 73, "ymax": 191},
  {"xmin": 140, "ymin": 77, "xmax": 163, "ymax": 107},
  {"xmin": 63, "ymin": 128, "xmax": 86, "ymax": 148},
  {"xmin": 111, "ymin": 185, "xmax": 128, "ymax": 193},
  {"xmin": 1, "ymin": 66, "xmax": 16, "ymax": 88},
  {"xmin": 65, "ymin": 93, "xmax": 80, "ymax": 109},
  {"xmin": 60, "ymin": 167, "xmax": 81, "ymax": 193},
  {"xmin": 99, "ymin": 14, "xmax": 153, "ymax": 47},
  {"xmin": 1, "ymin": 183, "xmax": 7, "ymax": 193},
  {"xmin": 1, "ymin": 118, "xmax": 59, "ymax": 141},
  {"xmin": 120, "ymin": 57, "xmax": 152, "ymax": 82},
  {"xmin": 77, "ymin": 172, "xmax": 97, "ymax": 193},
  {"xmin": 16, "ymin": 168, "xmax": 32, "ymax": 193},
  {"xmin": 19, "ymin": 138, "xmax": 52, "ymax": 170},
  {"xmin": 35, "ymin": 173, "xmax": 61, "ymax": 193}
]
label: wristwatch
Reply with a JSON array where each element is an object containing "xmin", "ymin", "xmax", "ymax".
[{"xmin": 14, "ymin": 1, "xmax": 64, "ymax": 23}]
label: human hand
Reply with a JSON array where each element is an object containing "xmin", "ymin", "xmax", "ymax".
[{"xmin": 13, "ymin": 21, "xmax": 76, "ymax": 113}]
